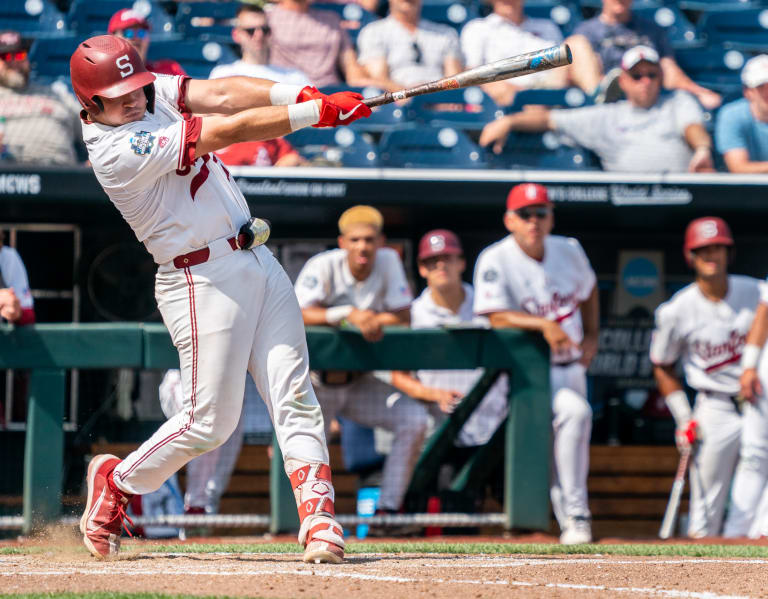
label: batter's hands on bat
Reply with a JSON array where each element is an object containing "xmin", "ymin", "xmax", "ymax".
[
  {"xmin": 740, "ymin": 368, "xmax": 763, "ymax": 404},
  {"xmin": 542, "ymin": 321, "xmax": 577, "ymax": 356},
  {"xmin": 296, "ymin": 86, "xmax": 372, "ymax": 128},
  {"xmin": 347, "ymin": 308, "xmax": 384, "ymax": 342},
  {"xmin": 675, "ymin": 419, "xmax": 698, "ymax": 452},
  {"xmin": 0, "ymin": 288, "xmax": 21, "ymax": 323}
]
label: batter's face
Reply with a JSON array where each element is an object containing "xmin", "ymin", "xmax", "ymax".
[
  {"xmin": 691, "ymin": 244, "xmax": 729, "ymax": 278},
  {"xmin": 339, "ymin": 224, "xmax": 382, "ymax": 275},
  {"xmin": 619, "ymin": 62, "xmax": 662, "ymax": 109},
  {"xmin": 418, "ymin": 254, "xmax": 465, "ymax": 290},
  {"xmin": 504, "ymin": 205, "xmax": 554, "ymax": 254},
  {"xmin": 92, "ymin": 87, "xmax": 148, "ymax": 126}
]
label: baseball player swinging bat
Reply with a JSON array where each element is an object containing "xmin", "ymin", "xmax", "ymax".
[
  {"xmin": 362, "ymin": 43, "xmax": 573, "ymax": 108},
  {"xmin": 659, "ymin": 446, "xmax": 693, "ymax": 539}
]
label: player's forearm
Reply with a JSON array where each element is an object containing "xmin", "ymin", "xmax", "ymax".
[
  {"xmin": 186, "ymin": 77, "xmax": 278, "ymax": 114},
  {"xmin": 390, "ymin": 371, "xmax": 428, "ymax": 399},
  {"xmin": 488, "ymin": 310, "xmax": 550, "ymax": 332},
  {"xmin": 301, "ymin": 306, "xmax": 337, "ymax": 326},
  {"xmin": 580, "ymin": 285, "xmax": 600, "ymax": 339},
  {"xmin": 506, "ymin": 107, "xmax": 555, "ymax": 132},
  {"xmin": 653, "ymin": 364, "xmax": 684, "ymax": 397},
  {"xmin": 376, "ymin": 308, "xmax": 410, "ymax": 327},
  {"xmin": 683, "ymin": 123, "xmax": 712, "ymax": 153},
  {"xmin": 724, "ymin": 150, "xmax": 768, "ymax": 174},
  {"xmin": 746, "ymin": 302, "xmax": 768, "ymax": 348}
]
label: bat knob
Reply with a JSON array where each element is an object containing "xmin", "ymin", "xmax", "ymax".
[{"xmin": 564, "ymin": 43, "xmax": 573, "ymax": 65}]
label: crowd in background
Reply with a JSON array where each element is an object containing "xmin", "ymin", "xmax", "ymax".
[{"xmin": 2, "ymin": 0, "xmax": 768, "ymax": 172}]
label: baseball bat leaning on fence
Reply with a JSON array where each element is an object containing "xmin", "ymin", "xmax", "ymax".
[
  {"xmin": 362, "ymin": 43, "xmax": 573, "ymax": 108},
  {"xmin": 659, "ymin": 445, "xmax": 693, "ymax": 539}
]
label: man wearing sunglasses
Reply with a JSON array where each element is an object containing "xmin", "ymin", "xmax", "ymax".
[
  {"xmin": 0, "ymin": 29, "xmax": 82, "ymax": 165},
  {"xmin": 479, "ymin": 45, "xmax": 714, "ymax": 174},
  {"xmin": 108, "ymin": 9, "xmax": 185, "ymax": 77},
  {"xmin": 474, "ymin": 183, "xmax": 598, "ymax": 544}
]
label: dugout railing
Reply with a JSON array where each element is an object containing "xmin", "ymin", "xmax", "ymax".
[{"xmin": 0, "ymin": 323, "xmax": 550, "ymax": 534}]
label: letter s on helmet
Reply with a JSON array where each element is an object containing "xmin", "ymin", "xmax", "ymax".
[
  {"xmin": 69, "ymin": 35, "xmax": 156, "ymax": 115},
  {"xmin": 683, "ymin": 216, "xmax": 734, "ymax": 265}
]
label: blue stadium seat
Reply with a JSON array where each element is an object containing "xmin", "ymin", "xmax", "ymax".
[
  {"xmin": 632, "ymin": 5, "xmax": 697, "ymax": 46},
  {"xmin": 29, "ymin": 35, "xmax": 79, "ymax": 82},
  {"xmin": 420, "ymin": 2, "xmax": 480, "ymax": 31},
  {"xmin": 67, "ymin": 0, "xmax": 174, "ymax": 37},
  {"xmin": 174, "ymin": 2, "xmax": 238, "ymax": 42},
  {"xmin": 698, "ymin": 8, "xmax": 768, "ymax": 50},
  {"xmin": 508, "ymin": 87, "xmax": 590, "ymax": 113},
  {"xmin": 146, "ymin": 40, "xmax": 236, "ymax": 79},
  {"xmin": 407, "ymin": 87, "xmax": 503, "ymax": 131},
  {"xmin": 673, "ymin": 45, "xmax": 747, "ymax": 96},
  {"xmin": 2, "ymin": 0, "xmax": 68, "ymax": 38},
  {"xmin": 313, "ymin": 3, "xmax": 378, "ymax": 44},
  {"xmin": 523, "ymin": 2, "xmax": 582, "ymax": 37},
  {"xmin": 285, "ymin": 128, "xmax": 379, "ymax": 167},
  {"xmin": 679, "ymin": 0, "xmax": 761, "ymax": 12},
  {"xmin": 487, "ymin": 131, "xmax": 599, "ymax": 170},
  {"xmin": 379, "ymin": 125, "xmax": 487, "ymax": 168}
]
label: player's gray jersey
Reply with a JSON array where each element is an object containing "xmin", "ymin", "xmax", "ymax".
[
  {"xmin": 81, "ymin": 74, "xmax": 251, "ymax": 265},
  {"xmin": 294, "ymin": 247, "xmax": 412, "ymax": 312},
  {"xmin": 650, "ymin": 275, "xmax": 763, "ymax": 395}
]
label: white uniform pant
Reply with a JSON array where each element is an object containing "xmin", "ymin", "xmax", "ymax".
[
  {"xmin": 314, "ymin": 374, "xmax": 429, "ymax": 511},
  {"xmin": 550, "ymin": 363, "xmax": 592, "ymax": 529},
  {"xmin": 113, "ymin": 245, "xmax": 328, "ymax": 495},
  {"xmin": 724, "ymin": 393, "xmax": 768, "ymax": 537},
  {"xmin": 687, "ymin": 392, "xmax": 741, "ymax": 538}
]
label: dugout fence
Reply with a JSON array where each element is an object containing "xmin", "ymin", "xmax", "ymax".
[{"xmin": 0, "ymin": 323, "xmax": 550, "ymax": 535}]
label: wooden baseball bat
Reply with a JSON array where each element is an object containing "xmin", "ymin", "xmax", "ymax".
[
  {"xmin": 658, "ymin": 446, "xmax": 692, "ymax": 539},
  {"xmin": 362, "ymin": 43, "xmax": 572, "ymax": 108}
]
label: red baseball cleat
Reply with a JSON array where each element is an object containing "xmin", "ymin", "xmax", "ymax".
[{"xmin": 80, "ymin": 454, "xmax": 134, "ymax": 559}]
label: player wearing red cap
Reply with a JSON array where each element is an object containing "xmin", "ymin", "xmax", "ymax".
[
  {"xmin": 473, "ymin": 183, "xmax": 598, "ymax": 544},
  {"xmin": 650, "ymin": 217, "xmax": 764, "ymax": 537},
  {"xmin": 70, "ymin": 35, "xmax": 371, "ymax": 562},
  {"xmin": 107, "ymin": 9, "xmax": 185, "ymax": 76}
]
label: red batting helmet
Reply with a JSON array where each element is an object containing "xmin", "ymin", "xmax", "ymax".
[
  {"xmin": 683, "ymin": 217, "xmax": 734, "ymax": 263},
  {"xmin": 70, "ymin": 35, "xmax": 155, "ymax": 115}
]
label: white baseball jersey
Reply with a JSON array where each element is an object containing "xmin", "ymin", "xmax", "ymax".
[
  {"xmin": 294, "ymin": 247, "xmax": 412, "ymax": 311},
  {"xmin": 0, "ymin": 246, "xmax": 33, "ymax": 310},
  {"xmin": 81, "ymin": 74, "xmax": 251, "ymax": 265},
  {"xmin": 473, "ymin": 235, "xmax": 596, "ymax": 365},
  {"xmin": 411, "ymin": 284, "xmax": 508, "ymax": 447},
  {"xmin": 650, "ymin": 275, "xmax": 762, "ymax": 395}
]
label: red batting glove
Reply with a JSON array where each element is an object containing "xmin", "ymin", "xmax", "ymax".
[
  {"xmin": 675, "ymin": 420, "xmax": 698, "ymax": 451},
  {"xmin": 296, "ymin": 85, "xmax": 322, "ymax": 103},
  {"xmin": 314, "ymin": 92, "xmax": 371, "ymax": 128}
]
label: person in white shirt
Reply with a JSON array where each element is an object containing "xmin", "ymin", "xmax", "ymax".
[
  {"xmin": 650, "ymin": 217, "xmax": 761, "ymax": 537},
  {"xmin": 473, "ymin": 183, "xmax": 598, "ymax": 545},
  {"xmin": 460, "ymin": 0, "xmax": 602, "ymax": 105},
  {"xmin": 357, "ymin": 0, "xmax": 463, "ymax": 90},
  {"xmin": 294, "ymin": 205, "xmax": 429, "ymax": 516},
  {"xmin": 71, "ymin": 34, "xmax": 372, "ymax": 563},
  {"xmin": 390, "ymin": 229, "xmax": 508, "ymax": 448},
  {"xmin": 0, "ymin": 231, "xmax": 34, "ymax": 326},
  {"xmin": 209, "ymin": 4, "xmax": 312, "ymax": 87}
]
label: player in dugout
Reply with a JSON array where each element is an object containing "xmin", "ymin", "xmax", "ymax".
[
  {"xmin": 650, "ymin": 217, "xmax": 759, "ymax": 538},
  {"xmin": 474, "ymin": 183, "xmax": 598, "ymax": 544},
  {"xmin": 70, "ymin": 35, "xmax": 371, "ymax": 562}
]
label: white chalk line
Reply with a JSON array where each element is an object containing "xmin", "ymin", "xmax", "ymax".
[{"xmin": 0, "ymin": 563, "xmax": 756, "ymax": 599}]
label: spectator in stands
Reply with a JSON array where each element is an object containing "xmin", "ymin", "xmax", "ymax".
[
  {"xmin": 479, "ymin": 46, "xmax": 715, "ymax": 173},
  {"xmin": 390, "ymin": 230, "xmax": 508, "ymax": 447},
  {"xmin": 108, "ymin": 9, "xmax": 186, "ymax": 76},
  {"xmin": 294, "ymin": 205, "xmax": 429, "ymax": 517},
  {"xmin": 0, "ymin": 30, "xmax": 82, "ymax": 165},
  {"xmin": 209, "ymin": 4, "xmax": 311, "ymax": 86},
  {"xmin": 356, "ymin": 0, "xmax": 463, "ymax": 89},
  {"xmin": 460, "ymin": 0, "xmax": 603, "ymax": 106},
  {"xmin": 715, "ymin": 55, "xmax": 768, "ymax": 174},
  {"xmin": 573, "ymin": 0, "xmax": 721, "ymax": 109},
  {"xmin": 320, "ymin": 0, "xmax": 380, "ymax": 15},
  {"xmin": 267, "ymin": 0, "xmax": 377, "ymax": 88}
]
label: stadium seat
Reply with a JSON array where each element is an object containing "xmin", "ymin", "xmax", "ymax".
[
  {"xmin": 313, "ymin": 3, "xmax": 378, "ymax": 44},
  {"xmin": 678, "ymin": 0, "xmax": 761, "ymax": 12},
  {"xmin": 507, "ymin": 87, "xmax": 590, "ymax": 113},
  {"xmin": 420, "ymin": 2, "xmax": 480, "ymax": 31},
  {"xmin": 67, "ymin": 0, "xmax": 174, "ymax": 37},
  {"xmin": 523, "ymin": 2, "xmax": 582, "ymax": 37},
  {"xmin": 487, "ymin": 131, "xmax": 599, "ymax": 170},
  {"xmin": 379, "ymin": 125, "xmax": 488, "ymax": 168},
  {"xmin": 174, "ymin": 2, "xmax": 238, "ymax": 42},
  {"xmin": 285, "ymin": 128, "xmax": 380, "ymax": 167},
  {"xmin": 631, "ymin": 5, "xmax": 698, "ymax": 46},
  {"xmin": 698, "ymin": 7, "xmax": 768, "ymax": 50},
  {"xmin": 28, "ymin": 35, "xmax": 80, "ymax": 82},
  {"xmin": 146, "ymin": 40, "xmax": 236, "ymax": 79},
  {"xmin": 2, "ymin": 0, "xmax": 68, "ymax": 38},
  {"xmin": 673, "ymin": 45, "xmax": 747, "ymax": 96},
  {"xmin": 407, "ymin": 87, "xmax": 503, "ymax": 131}
]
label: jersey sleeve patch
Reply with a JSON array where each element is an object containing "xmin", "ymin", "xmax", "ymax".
[{"xmin": 129, "ymin": 131, "xmax": 156, "ymax": 156}]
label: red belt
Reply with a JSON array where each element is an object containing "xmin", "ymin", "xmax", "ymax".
[{"xmin": 173, "ymin": 237, "xmax": 237, "ymax": 269}]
